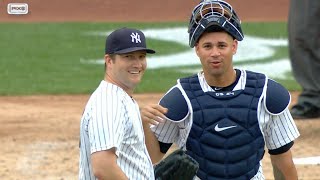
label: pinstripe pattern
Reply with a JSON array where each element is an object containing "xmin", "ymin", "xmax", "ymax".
[
  {"xmin": 151, "ymin": 70, "xmax": 300, "ymax": 179},
  {"xmin": 79, "ymin": 80, "xmax": 154, "ymax": 180}
]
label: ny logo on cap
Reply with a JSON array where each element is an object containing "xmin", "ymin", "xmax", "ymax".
[{"xmin": 130, "ymin": 32, "xmax": 141, "ymax": 43}]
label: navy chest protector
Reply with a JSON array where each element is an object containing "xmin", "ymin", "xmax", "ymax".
[{"xmin": 179, "ymin": 71, "xmax": 266, "ymax": 180}]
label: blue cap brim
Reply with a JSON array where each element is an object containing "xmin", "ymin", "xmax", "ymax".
[{"xmin": 114, "ymin": 47, "xmax": 156, "ymax": 54}]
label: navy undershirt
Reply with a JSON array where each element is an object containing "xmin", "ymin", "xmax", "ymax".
[{"xmin": 210, "ymin": 69, "xmax": 241, "ymax": 92}]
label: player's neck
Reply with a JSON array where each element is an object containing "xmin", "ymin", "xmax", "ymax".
[{"xmin": 104, "ymin": 75, "xmax": 134, "ymax": 97}]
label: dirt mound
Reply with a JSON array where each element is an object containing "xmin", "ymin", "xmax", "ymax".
[{"xmin": 0, "ymin": 0, "xmax": 289, "ymax": 22}]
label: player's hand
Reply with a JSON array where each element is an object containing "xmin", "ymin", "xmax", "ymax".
[{"xmin": 140, "ymin": 104, "xmax": 168, "ymax": 125}]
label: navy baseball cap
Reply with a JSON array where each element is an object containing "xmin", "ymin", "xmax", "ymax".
[{"xmin": 105, "ymin": 27, "xmax": 156, "ymax": 54}]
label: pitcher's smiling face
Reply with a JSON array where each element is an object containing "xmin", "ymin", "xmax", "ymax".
[{"xmin": 105, "ymin": 50, "xmax": 147, "ymax": 94}]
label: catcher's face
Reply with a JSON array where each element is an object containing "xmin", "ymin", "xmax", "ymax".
[
  {"xmin": 105, "ymin": 51, "xmax": 147, "ymax": 94},
  {"xmin": 195, "ymin": 31, "xmax": 237, "ymax": 85}
]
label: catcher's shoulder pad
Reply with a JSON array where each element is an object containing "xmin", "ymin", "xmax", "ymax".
[
  {"xmin": 159, "ymin": 87, "xmax": 189, "ymax": 122},
  {"xmin": 264, "ymin": 79, "xmax": 290, "ymax": 115}
]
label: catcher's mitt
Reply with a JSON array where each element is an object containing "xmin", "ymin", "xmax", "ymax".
[{"xmin": 154, "ymin": 148, "xmax": 199, "ymax": 180}]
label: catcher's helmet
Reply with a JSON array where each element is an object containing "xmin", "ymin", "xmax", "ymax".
[{"xmin": 188, "ymin": 0, "xmax": 244, "ymax": 47}]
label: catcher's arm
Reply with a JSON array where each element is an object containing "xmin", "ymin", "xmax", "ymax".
[
  {"xmin": 270, "ymin": 149, "xmax": 298, "ymax": 180},
  {"xmin": 141, "ymin": 104, "xmax": 168, "ymax": 163}
]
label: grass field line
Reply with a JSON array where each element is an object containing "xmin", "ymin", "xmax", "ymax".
[{"xmin": 84, "ymin": 27, "xmax": 290, "ymax": 79}]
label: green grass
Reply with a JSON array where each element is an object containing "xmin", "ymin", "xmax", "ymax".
[
  {"xmin": 0, "ymin": 22, "xmax": 299, "ymax": 95},
  {"xmin": 242, "ymin": 22, "xmax": 288, "ymax": 38},
  {"xmin": 0, "ymin": 22, "xmax": 186, "ymax": 95}
]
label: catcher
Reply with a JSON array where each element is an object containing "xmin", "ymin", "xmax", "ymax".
[{"xmin": 142, "ymin": 0, "xmax": 299, "ymax": 179}]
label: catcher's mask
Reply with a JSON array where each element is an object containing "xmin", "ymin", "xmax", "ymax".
[{"xmin": 188, "ymin": 0, "xmax": 244, "ymax": 47}]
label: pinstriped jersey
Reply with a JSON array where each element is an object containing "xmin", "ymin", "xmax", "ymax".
[
  {"xmin": 151, "ymin": 70, "xmax": 300, "ymax": 180},
  {"xmin": 79, "ymin": 80, "xmax": 154, "ymax": 180}
]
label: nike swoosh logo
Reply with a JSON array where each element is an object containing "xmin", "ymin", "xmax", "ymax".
[{"xmin": 214, "ymin": 124, "xmax": 237, "ymax": 132}]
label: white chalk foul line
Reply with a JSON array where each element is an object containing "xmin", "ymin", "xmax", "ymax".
[{"xmin": 293, "ymin": 156, "xmax": 320, "ymax": 165}]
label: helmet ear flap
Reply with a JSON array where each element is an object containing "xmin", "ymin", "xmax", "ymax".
[{"xmin": 188, "ymin": 0, "xmax": 244, "ymax": 48}]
